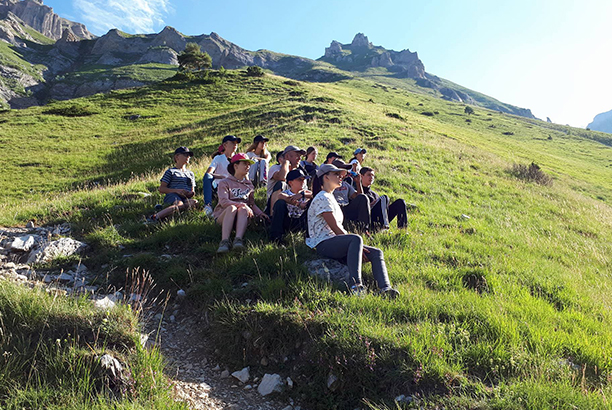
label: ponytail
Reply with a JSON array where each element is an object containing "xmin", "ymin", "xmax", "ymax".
[{"xmin": 212, "ymin": 144, "xmax": 225, "ymax": 158}]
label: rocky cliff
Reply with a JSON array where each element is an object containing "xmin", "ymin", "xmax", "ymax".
[
  {"xmin": 587, "ymin": 110, "xmax": 612, "ymax": 134},
  {"xmin": 321, "ymin": 33, "xmax": 426, "ymax": 79},
  {"xmin": 0, "ymin": 0, "xmax": 93, "ymax": 40}
]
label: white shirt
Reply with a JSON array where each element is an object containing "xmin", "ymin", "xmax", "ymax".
[
  {"xmin": 266, "ymin": 164, "xmax": 282, "ymax": 198},
  {"xmin": 306, "ymin": 191, "xmax": 343, "ymax": 248},
  {"xmin": 209, "ymin": 154, "xmax": 231, "ymax": 179},
  {"xmin": 350, "ymin": 158, "xmax": 361, "ymax": 173}
]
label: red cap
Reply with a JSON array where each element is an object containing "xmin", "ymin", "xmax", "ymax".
[{"xmin": 230, "ymin": 153, "xmax": 256, "ymax": 164}]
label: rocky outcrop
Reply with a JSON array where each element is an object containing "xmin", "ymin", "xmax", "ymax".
[
  {"xmin": 0, "ymin": 0, "xmax": 94, "ymax": 40},
  {"xmin": 320, "ymin": 33, "xmax": 426, "ymax": 79},
  {"xmin": 587, "ymin": 109, "xmax": 612, "ymax": 134}
]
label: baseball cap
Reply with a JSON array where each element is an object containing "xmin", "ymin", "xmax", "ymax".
[
  {"xmin": 332, "ymin": 159, "xmax": 353, "ymax": 170},
  {"xmin": 287, "ymin": 169, "xmax": 310, "ymax": 181},
  {"xmin": 282, "ymin": 145, "xmax": 306, "ymax": 156},
  {"xmin": 253, "ymin": 135, "xmax": 269, "ymax": 143},
  {"xmin": 230, "ymin": 153, "xmax": 255, "ymax": 164},
  {"xmin": 326, "ymin": 151, "xmax": 343, "ymax": 160},
  {"xmin": 354, "ymin": 148, "xmax": 367, "ymax": 155},
  {"xmin": 174, "ymin": 146, "xmax": 194, "ymax": 157},
  {"xmin": 222, "ymin": 135, "xmax": 242, "ymax": 144},
  {"xmin": 316, "ymin": 164, "xmax": 348, "ymax": 178}
]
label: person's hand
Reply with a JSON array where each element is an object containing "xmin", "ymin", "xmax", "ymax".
[
  {"xmin": 362, "ymin": 247, "xmax": 370, "ymax": 262},
  {"xmin": 259, "ymin": 213, "xmax": 270, "ymax": 222},
  {"xmin": 184, "ymin": 190, "xmax": 195, "ymax": 198},
  {"xmin": 353, "ymin": 173, "xmax": 361, "ymax": 183},
  {"xmin": 239, "ymin": 204, "xmax": 254, "ymax": 218}
]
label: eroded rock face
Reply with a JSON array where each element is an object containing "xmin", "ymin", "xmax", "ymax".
[{"xmin": 0, "ymin": 0, "xmax": 94, "ymax": 40}]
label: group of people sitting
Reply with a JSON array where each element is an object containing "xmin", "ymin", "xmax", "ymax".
[{"xmin": 152, "ymin": 135, "xmax": 408, "ymax": 298}]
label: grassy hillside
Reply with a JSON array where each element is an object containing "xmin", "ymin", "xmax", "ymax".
[{"xmin": 1, "ymin": 70, "xmax": 612, "ymax": 409}]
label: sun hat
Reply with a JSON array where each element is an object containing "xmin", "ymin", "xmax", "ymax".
[
  {"xmin": 174, "ymin": 146, "xmax": 194, "ymax": 157},
  {"xmin": 316, "ymin": 163, "xmax": 348, "ymax": 178},
  {"xmin": 230, "ymin": 153, "xmax": 256, "ymax": 164}
]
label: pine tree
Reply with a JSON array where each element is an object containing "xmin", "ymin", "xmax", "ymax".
[{"xmin": 178, "ymin": 43, "xmax": 212, "ymax": 72}]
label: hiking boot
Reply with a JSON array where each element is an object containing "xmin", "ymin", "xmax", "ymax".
[
  {"xmin": 379, "ymin": 287, "xmax": 400, "ymax": 299},
  {"xmin": 204, "ymin": 204, "xmax": 214, "ymax": 217},
  {"xmin": 144, "ymin": 214, "xmax": 157, "ymax": 224},
  {"xmin": 232, "ymin": 237, "xmax": 245, "ymax": 252},
  {"xmin": 350, "ymin": 284, "xmax": 366, "ymax": 297},
  {"xmin": 216, "ymin": 239, "xmax": 231, "ymax": 254}
]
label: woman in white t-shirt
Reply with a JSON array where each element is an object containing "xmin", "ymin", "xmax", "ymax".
[
  {"xmin": 245, "ymin": 135, "xmax": 271, "ymax": 187},
  {"xmin": 203, "ymin": 135, "xmax": 240, "ymax": 216},
  {"xmin": 349, "ymin": 147, "xmax": 367, "ymax": 174},
  {"xmin": 306, "ymin": 164, "xmax": 399, "ymax": 298}
]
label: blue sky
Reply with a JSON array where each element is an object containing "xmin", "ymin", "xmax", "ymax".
[{"xmin": 44, "ymin": 0, "xmax": 612, "ymax": 128}]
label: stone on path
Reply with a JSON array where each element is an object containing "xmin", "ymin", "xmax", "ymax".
[
  {"xmin": 28, "ymin": 238, "xmax": 87, "ymax": 264},
  {"xmin": 257, "ymin": 373, "xmax": 284, "ymax": 396},
  {"xmin": 231, "ymin": 367, "xmax": 250, "ymax": 383}
]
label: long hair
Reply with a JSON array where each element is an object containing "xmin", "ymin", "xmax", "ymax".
[
  {"xmin": 212, "ymin": 144, "xmax": 225, "ymax": 158},
  {"xmin": 227, "ymin": 162, "xmax": 236, "ymax": 175},
  {"xmin": 246, "ymin": 141, "xmax": 271, "ymax": 160}
]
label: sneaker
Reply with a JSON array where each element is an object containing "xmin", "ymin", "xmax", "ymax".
[
  {"xmin": 144, "ymin": 214, "xmax": 157, "ymax": 224},
  {"xmin": 233, "ymin": 237, "xmax": 245, "ymax": 252},
  {"xmin": 350, "ymin": 284, "xmax": 366, "ymax": 297},
  {"xmin": 379, "ymin": 287, "xmax": 400, "ymax": 299},
  {"xmin": 204, "ymin": 204, "xmax": 214, "ymax": 217},
  {"xmin": 216, "ymin": 239, "xmax": 231, "ymax": 254}
]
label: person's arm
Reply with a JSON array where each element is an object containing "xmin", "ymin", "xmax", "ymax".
[
  {"xmin": 352, "ymin": 173, "xmax": 363, "ymax": 195},
  {"xmin": 273, "ymin": 159, "xmax": 291, "ymax": 181},
  {"xmin": 159, "ymin": 181, "xmax": 190, "ymax": 197},
  {"xmin": 321, "ymin": 212, "xmax": 347, "ymax": 235}
]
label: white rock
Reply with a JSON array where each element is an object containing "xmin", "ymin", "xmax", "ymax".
[
  {"xmin": 244, "ymin": 384, "xmax": 252, "ymax": 390},
  {"xmin": 220, "ymin": 370, "xmax": 230, "ymax": 378},
  {"xmin": 232, "ymin": 367, "xmax": 250, "ymax": 383},
  {"xmin": 199, "ymin": 382, "xmax": 211, "ymax": 391},
  {"xmin": 27, "ymin": 238, "xmax": 87, "ymax": 264},
  {"xmin": 177, "ymin": 289, "xmax": 186, "ymax": 299},
  {"xmin": 14, "ymin": 274, "xmax": 28, "ymax": 281},
  {"xmin": 11, "ymin": 235, "xmax": 38, "ymax": 252},
  {"xmin": 257, "ymin": 373, "xmax": 284, "ymax": 396},
  {"xmin": 26, "ymin": 221, "xmax": 36, "ymax": 229},
  {"xmin": 99, "ymin": 354, "xmax": 123, "ymax": 378},
  {"xmin": 94, "ymin": 296, "xmax": 116, "ymax": 310},
  {"xmin": 286, "ymin": 376, "xmax": 294, "ymax": 388}
]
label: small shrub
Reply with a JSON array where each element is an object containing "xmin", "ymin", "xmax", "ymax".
[
  {"xmin": 503, "ymin": 131, "xmax": 515, "ymax": 136},
  {"xmin": 246, "ymin": 66, "xmax": 265, "ymax": 77},
  {"xmin": 421, "ymin": 111, "xmax": 435, "ymax": 117},
  {"xmin": 284, "ymin": 80, "xmax": 300, "ymax": 86},
  {"xmin": 509, "ymin": 162, "xmax": 553, "ymax": 186},
  {"xmin": 218, "ymin": 66, "xmax": 227, "ymax": 76},
  {"xmin": 464, "ymin": 106, "xmax": 475, "ymax": 115},
  {"xmin": 405, "ymin": 101, "xmax": 410, "ymax": 106},
  {"xmin": 385, "ymin": 112, "xmax": 403, "ymax": 120},
  {"xmin": 548, "ymin": 135, "xmax": 553, "ymax": 140}
]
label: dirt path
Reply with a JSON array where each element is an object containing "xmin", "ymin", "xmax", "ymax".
[{"xmin": 148, "ymin": 313, "xmax": 297, "ymax": 410}]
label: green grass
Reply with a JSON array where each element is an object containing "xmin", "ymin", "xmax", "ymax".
[{"xmin": 2, "ymin": 69, "xmax": 612, "ymax": 408}]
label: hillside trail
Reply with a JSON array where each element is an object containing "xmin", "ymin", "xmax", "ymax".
[{"xmin": 148, "ymin": 312, "xmax": 295, "ymax": 410}]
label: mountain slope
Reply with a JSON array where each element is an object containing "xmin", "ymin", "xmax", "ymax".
[{"xmin": 1, "ymin": 68, "xmax": 612, "ymax": 408}]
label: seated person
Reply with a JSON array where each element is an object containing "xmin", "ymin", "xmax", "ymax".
[
  {"xmin": 213, "ymin": 153, "xmax": 269, "ymax": 253},
  {"xmin": 300, "ymin": 146, "xmax": 319, "ymax": 180},
  {"xmin": 245, "ymin": 135, "xmax": 271, "ymax": 187},
  {"xmin": 360, "ymin": 167, "xmax": 408, "ymax": 230},
  {"xmin": 332, "ymin": 169, "xmax": 370, "ymax": 233},
  {"xmin": 203, "ymin": 135, "xmax": 240, "ymax": 216},
  {"xmin": 269, "ymin": 169, "xmax": 312, "ymax": 243},
  {"xmin": 313, "ymin": 151, "xmax": 352, "ymax": 194},
  {"xmin": 349, "ymin": 148, "xmax": 367, "ymax": 174},
  {"xmin": 266, "ymin": 145, "xmax": 307, "ymax": 213},
  {"xmin": 306, "ymin": 163, "xmax": 399, "ymax": 298},
  {"xmin": 151, "ymin": 147, "xmax": 198, "ymax": 221}
]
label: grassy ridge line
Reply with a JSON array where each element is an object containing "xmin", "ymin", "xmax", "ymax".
[{"xmin": 1, "ymin": 70, "xmax": 612, "ymax": 408}]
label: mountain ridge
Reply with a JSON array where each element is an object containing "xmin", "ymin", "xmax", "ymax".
[
  {"xmin": 0, "ymin": 0, "xmax": 534, "ymax": 120},
  {"xmin": 587, "ymin": 109, "xmax": 612, "ymax": 134}
]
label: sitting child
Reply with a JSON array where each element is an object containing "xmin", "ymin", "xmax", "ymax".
[
  {"xmin": 214, "ymin": 153, "xmax": 270, "ymax": 253},
  {"xmin": 360, "ymin": 167, "xmax": 408, "ymax": 230},
  {"xmin": 151, "ymin": 146, "xmax": 198, "ymax": 221},
  {"xmin": 269, "ymin": 168, "xmax": 312, "ymax": 243}
]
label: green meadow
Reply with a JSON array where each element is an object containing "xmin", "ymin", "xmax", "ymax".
[{"xmin": 1, "ymin": 70, "xmax": 612, "ymax": 409}]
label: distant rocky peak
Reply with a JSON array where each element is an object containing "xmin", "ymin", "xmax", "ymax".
[{"xmin": 351, "ymin": 33, "xmax": 372, "ymax": 49}]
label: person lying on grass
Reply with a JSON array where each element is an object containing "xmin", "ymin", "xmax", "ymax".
[
  {"xmin": 214, "ymin": 153, "xmax": 270, "ymax": 253},
  {"xmin": 151, "ymin": 146, "xmax": 198, "ymax": 221},
  {"xmin": 306, "ymin": 163, "xmax": 400, "ymax": 298},
  {"xmin": 203, "ymin": 135, "xmax": 240, "ymax": 216},
  {"xmin": 360, "ymin": 167, "xmax": 408, "ymax": 231}
]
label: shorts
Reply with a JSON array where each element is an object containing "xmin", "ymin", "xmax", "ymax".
[{"xmin": 164, "ymin": 193, "xmax": 185, "ymax": 205}]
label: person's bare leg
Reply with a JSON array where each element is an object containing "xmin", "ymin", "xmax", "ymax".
[
  {"xmin": 221, "ymin": 205, "xmax": 238, "ymax": 240},
  {"xmin": 235, "ymin": 207, "xmax": 249, "ymax": 239},
  {"xmin": 156, "ymin": 201, "xmax": 183, "ymax": 220}
]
